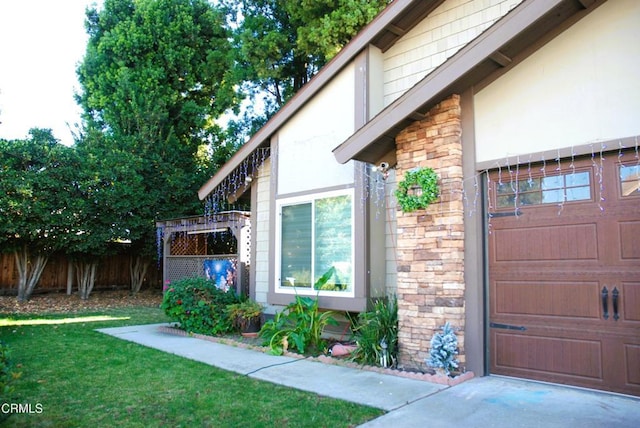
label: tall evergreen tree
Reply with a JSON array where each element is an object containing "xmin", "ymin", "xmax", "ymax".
[{"xmin": 75, "ymin": 0, "xmax": 239, "ymax": 291}]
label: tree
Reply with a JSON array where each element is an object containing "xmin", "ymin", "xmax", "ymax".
[
  {"xmin": 76, "ymin": 0, "xmax": 239, "ymax": 292},
  {"xmin": 62, "ymin": 133, "xmax": 150, "ymax": 299},
  {"xmin": 226, "ymin": 0, "xmax": 389, "ymax": 138},
  {"xmin": 0, "ymin": 129, "xmax": 78, "ymax": 301}
]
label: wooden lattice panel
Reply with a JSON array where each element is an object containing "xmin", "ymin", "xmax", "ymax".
[{"xmin": 170, "ymin": 234, "xmax": 208, "ymax": 256}]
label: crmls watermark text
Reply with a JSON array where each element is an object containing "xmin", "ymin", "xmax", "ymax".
[{"xmin": 1, "ymin": 402, "xmax": 44, "ymax": 414}]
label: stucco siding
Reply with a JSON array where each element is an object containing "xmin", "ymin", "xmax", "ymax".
[
  {"xmin": 382, "ymin": 0, "xmax": 522, "ymax": 106},
  {"xmin": 475, "ymin": 0, "xmax": 640, "ymax": 163},
  {"xmin": 277, "ymin": 63, "xmax": 356, "ymax": 195}
]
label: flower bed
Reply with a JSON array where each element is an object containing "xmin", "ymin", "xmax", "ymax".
[{"xmin": 157, "ymin": 325, "xmax": 474, "ymax": 386}]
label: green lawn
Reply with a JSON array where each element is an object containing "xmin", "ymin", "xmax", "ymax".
[{"xmin": 0, "ymin": 306, "xmax": 384, "ymax": 427}]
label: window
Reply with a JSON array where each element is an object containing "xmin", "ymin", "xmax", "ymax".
[
  {"xmin": 277, "ymin": 190, "xmax": 353, "ymax": 296},
  {"xmin": 496, "ymin": 170, "xmax": 591, "ymax": 208},
  {"xmin": 620, "ymin": 164, "xmax": 640, "ymax": 197}
]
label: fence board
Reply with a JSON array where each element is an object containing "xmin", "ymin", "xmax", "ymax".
[{"xmin": 0, "ymin": 252, "xmax": 161, "ymax": 295}]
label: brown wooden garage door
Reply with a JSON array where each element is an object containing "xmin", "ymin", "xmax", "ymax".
[{"xmin": 488, "ymin": 150, "xmax": 640, "ymax": 396}]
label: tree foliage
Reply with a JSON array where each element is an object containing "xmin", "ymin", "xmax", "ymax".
[
  {"xmin": 75, "ymin": 0, "xmax": 240, "ymax": 292},
  {"xmin": 0, "ymin": 129, "xmax": 78, "ymax": 300},
  {"xmin": 225, "ymin": 0, "xmax": 390, "ymax": 139},
  {"xmin": 77, "ymin": 0, "xmax": 238, "ymax": 213}
]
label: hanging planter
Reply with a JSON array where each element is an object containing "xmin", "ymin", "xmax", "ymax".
[{"xmin": 395, "ymin": 167, "xmax": 439, "ymax": 212}]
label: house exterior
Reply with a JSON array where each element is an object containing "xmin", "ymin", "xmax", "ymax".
[{"xmin": 198, "ymin": 0, "xmax": 640, "ymax": 396}]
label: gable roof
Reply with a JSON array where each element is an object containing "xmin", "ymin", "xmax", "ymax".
[
  {"xmin": 333, "ymin": 0, "xmax": 605, "ymax": 165},
  {"xmin": 198, "ymin": 0, "xmax": 446, "ymax": 200}
]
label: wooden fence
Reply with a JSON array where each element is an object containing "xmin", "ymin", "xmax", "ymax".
[{"xmin": 0, "ymin": 252, "xmax": 162, "ymax": 295}]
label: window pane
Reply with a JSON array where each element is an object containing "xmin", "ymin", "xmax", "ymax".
[
  {"xmin": 542, "ymin": 189, "xmax": 564, "ymax": 203},
  {"xmin": 314, "ymin": 195, "xmax": 352, "ymax": 291},
  {"xmin": 566, "ymin": 186, "xmax": 590, "ymax": 201},
  {"xmin": 565, "ymin": 171, "xmax": 589, "ymax": 187},
  {"xmin": 542, "ymin": 175, "xmax": 563, "ymax": 190},
  {"xmin": 281, "ymin": 203, "xmax": 312, "ymax": 288},
  {"xmin": 495, "ymin": 170, "xmax": 591, "ymax": 208},
  {"xmin": 519, "ymin": 191, "xmax": 542, "ymax": 206},
  {"xmin": 620, "ymin": 164, "xmax": 640, "ymax": 197}
]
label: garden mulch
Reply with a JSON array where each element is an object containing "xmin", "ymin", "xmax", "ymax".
[{"xmin": 0, "ymin": 289, "xmax": 163, "ymax": 315}]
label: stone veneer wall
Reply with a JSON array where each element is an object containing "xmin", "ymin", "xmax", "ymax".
[{"xmin": 394, "ymin": 94, "xmax": 465, "ymax": 369}]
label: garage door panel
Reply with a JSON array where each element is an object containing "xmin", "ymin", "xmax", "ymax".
[
  {"xmin": 624, "ymin": 345, "xmax": 640, "ymax": 387},
  {"xmin": 621, "ymin": 282, "xmax": 640, "ymax": 323},
  {"xmin": 493, "ymin": 281, "xmax": 600, "ymax": 319},
  {"xmin": 619, "ymin": 221, "xmax": 640, "ymax": 260},
  {"xmin": 493, "ymin": 332, "xmax": 603, "ymax": 379},
  {"xmin": 493, "ymin": 223, "xmax": 598, "ymax": 262}
]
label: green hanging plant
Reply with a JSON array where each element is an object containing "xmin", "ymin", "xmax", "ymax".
[{"xmin": 395, "ymin": 167, "xmax": 439, "ymax": 212}]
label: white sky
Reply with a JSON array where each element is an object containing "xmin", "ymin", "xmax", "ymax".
[{"xmin": 0, "ymin": 1, "xmax": 100, "ymax": 146}]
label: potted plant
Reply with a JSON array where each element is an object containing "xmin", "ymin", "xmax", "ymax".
[{"xmin": 227, "ymin": 299, "xmax": 264, "ymax": 337}]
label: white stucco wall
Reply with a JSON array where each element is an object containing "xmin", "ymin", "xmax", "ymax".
[
  {"xmin": 382, "ymin": 0, "xmax": 522, "ymax": 106},
  {"xmin": 253, "ymin": 157, "xmax": 271, "ymax": 306},
  {"xmin": 474, "ymin": 0, "xmax": 640, "ymax": 164},
  {"xmin": 277, "ymin": 63, "xmax": 356, "ymax": 195}
]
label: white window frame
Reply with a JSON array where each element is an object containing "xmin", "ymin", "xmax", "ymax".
[{"xmin": 274, "ymin": 188, "xmax": 355, "ymax": 298}]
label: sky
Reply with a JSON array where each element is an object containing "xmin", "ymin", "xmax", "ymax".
[{"xmin": 0, "ymin": 1, "xmax": 101, "ymax": 146}]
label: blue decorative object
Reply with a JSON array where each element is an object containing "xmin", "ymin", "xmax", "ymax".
[{"xmin": 426, "ymin": 322, "xmax": 459, "ymax": 376}]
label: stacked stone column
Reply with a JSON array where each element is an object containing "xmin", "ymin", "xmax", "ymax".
[{"xmin": 394, "ymin": 94, "xmax": 465, "ymax": 369}]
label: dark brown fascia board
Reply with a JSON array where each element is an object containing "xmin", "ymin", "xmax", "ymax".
[
  {"xmin": 372, "ymin": 0, "xmax": 446, "ymax": 52},
  {"xmin": 197, "ymin": 0, "xmax": 443, "ymax": 200},
  {"xmin": 333, "ymin": 0, "xmax": 594, "ymax": 165}
]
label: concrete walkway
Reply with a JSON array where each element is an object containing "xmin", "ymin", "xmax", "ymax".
[{"xmin": 98, "ymin": 324, "xmax": 640, "ymax": 427}]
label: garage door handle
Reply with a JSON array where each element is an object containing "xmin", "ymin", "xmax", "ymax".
[
  {"xmin": 612, "ymin": 287, "xmax": 619, "ymax": 321},
  {"xmin": 488, "ymin": 209, "xmax": 522, "ymax": 218},
  {"xmin": 490, "ymin": 322, "xmax": 527, "ymax": 331},
  {"xmin": 601, "ymin": 286, "xmax": 609, "ymax": 320}
]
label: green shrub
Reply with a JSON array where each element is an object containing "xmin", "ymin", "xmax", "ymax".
[
  {"xmin": 350, "ymin": 295, "xmax": 398, "ymax": 368},
  {"xmin": 161, "ymin": 277, "xmax": 239, "ymax": 335},
  {"xmin": 259, "ymin": 295, "xmax": 338, "ymax": 356}
]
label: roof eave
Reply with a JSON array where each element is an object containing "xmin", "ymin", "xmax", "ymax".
[{"xmin": 333, "ymin": 0, "xmax": 604, "ymax": 165}]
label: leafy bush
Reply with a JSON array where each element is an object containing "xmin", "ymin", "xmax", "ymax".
[
  {"xmin": 259, "ymin": 295, "xmax": 338, "ymax": 356},
  {"xmin": 350, "ymin": 295, "xmax": 398, "ymax": 367},
  {"xmin": 425, "ymin": 322, "xmax": 459, "ymax": 376},
  {"xmin": 161, "ymin": 277, "xmax": 239, "ymax": 335}
]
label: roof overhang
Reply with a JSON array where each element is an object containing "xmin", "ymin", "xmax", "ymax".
[
  {"xmin": 197, "ymin": 0, "xmax": 445, "ymax": 201},
  {"xmin": 156, "ymin": 211, "xmax": 250, "ymax": 237},
  {"xmin": 333, "ymin": 0, "xmax": 605, "ymax": 165}
]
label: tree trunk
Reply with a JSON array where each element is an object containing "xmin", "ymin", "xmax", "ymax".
[
  {"xmin": 75, "ymin": 261, "xmax": 98, "ymax": 300},
  {"xmin": 129, "ymin": 255, "xmax": 149, "ymax": 294},
  {"xmin": 66, "ymin": 261, "xmax": 74, "ymax": 295},
  {"xmin": 14, "ymin": 245, "xmax": 49, "ymax": 302}
]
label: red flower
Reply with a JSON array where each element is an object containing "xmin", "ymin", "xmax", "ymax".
[{"xmin": 176, "ymin": 299, "xmax": 182, "ymax": 305}]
